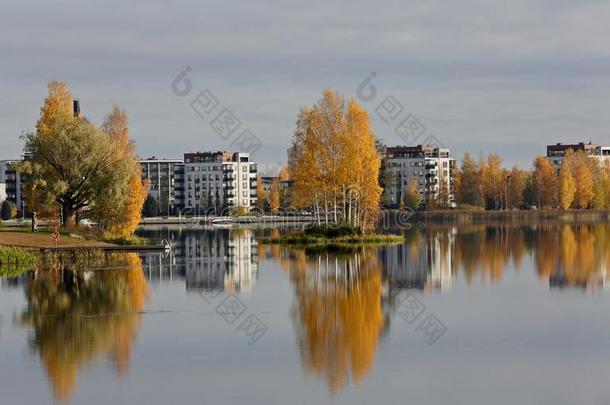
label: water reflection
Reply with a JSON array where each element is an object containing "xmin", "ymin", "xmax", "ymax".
[
  {"xmin": 288, "ymin": 250, "xmax": 385, "ymax": 393},
  {"xmin": 15, "ymin": 253, "xmax": 148, "ymax": 402},
  {"xmin": 256, "ymin": 223, "xmax": 610, "ymax": 393},
  {"xmin": 137, "ymin": 227, "xmax": 258, "ymax": 293},
  {"xmin": 4, "ymin": 223, "xmax": 608, "ymax": 401}
]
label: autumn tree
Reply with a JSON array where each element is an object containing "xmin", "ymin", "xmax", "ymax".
[
  {"xmin": 292, "ymin": 89, "xmax": 382, "ymax": 230},
  {"xmin": 256, "ymin": 175, "xmax": 266, "ymax": 211},
  {"xmin": 21, "ymin": 83, "xmax": 142, "ymax": 231},
  {"xmin": 91, "ymin": 105, "xmax": 147, "ymax": 237},
  {"xmin": 481, "ymin": 153, "xmax": 505, "ymax": 210},
  {"xmin": 36, "ymin": 81, "xmax": 74, "ymax": 137},
  {"xmin": 269, "ymin": 177, "xmax": 281, "ymax": 214},
  {"xmin": 572, "ymin": 151, "xmax": 594, "ymax": 208},
  {"xmin": 558, "ymin": 150, "xmax": 576, "ymax": 210},
  {"xmin": 21, "ymin": 117, "xmax": 135, "ymax": 226},
  {"xmin": 532, "ymin": 156, "xmax": 557, "ymax": 209},
  {"xmin": 507, "ymin": 165, "xmax": 526, "ymax": 209},
  {"xmin": 456, "ymin": 152, "xmax": 483, "ymax": 207},
  {"xmin": 591, "ymin": 163, "xmax": 610, "ymax": 208},
  {"xmin": 401, "ymin": 178, "xmax": 420, "ymax": 210}
]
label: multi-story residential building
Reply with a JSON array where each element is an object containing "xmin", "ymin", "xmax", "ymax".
[
  {"xmin": 139, "ymin": 157, "xmax": 185, "ymax": 214},
  {"xmin": 183, "ymin": 151, "xmax": 257, "ymax": 212},
  {"xmin": 259, "ymin": 176, "xmax": 294, "ymax": 194},
  {"xmin": 0, "ymin": 160, "xmax": 27, "ymax": 213},
  {"xmin": 547, "ymin": 142, "xmax": 610, "ymax": 171},
  {"xmin": 383, "ymin": 145, "xmax": 455, "ymax": 208}
]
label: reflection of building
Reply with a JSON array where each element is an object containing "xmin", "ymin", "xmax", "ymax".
[
  {"xmin": 547, "ymin": 142, "xmax": 610, "ymax": 171},
  {"xmin": 139, "ymin": 228, "xmax": 259, "ymax": 293},
  {"xmin": 139, "ymin": 157, "xmax": 185, "ymax": 214},
  {"xmin": 383, "ymin": 145, "xmax": 456, "ymax": 208},
  {"xmin": 380, "ymin": 230, "xmax": 454, "ymax": 291}
]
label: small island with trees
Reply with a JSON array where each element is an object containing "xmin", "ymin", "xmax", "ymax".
[{"xmin": 260, "ymin": 89, "xmax": 404, "ymax": 247}]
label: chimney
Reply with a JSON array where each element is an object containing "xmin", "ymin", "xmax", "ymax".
[{"xmin": 73, "ymin": 99, "xmax": 80, "ymax": 117}]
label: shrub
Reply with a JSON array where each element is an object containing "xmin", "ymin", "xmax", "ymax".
[
  {"xmin": 142, "ymin": 195, "xmax": 159, "ymax": 217},
  {"xmin": 304, "ymin": 223, "xmax": 361, "ymax": 238},
  {"xmin": 230, "ymin": 205, "xmax": 248, "ymax": 217},
  {"xmin": 1, "ymin": 200, "xmax": 16, "ymax": 220},
  {"xmin": 457, "ymin": 204, "xmax": 485, "ymax": 211}
]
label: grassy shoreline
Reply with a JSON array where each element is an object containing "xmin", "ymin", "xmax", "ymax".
[
  {"xmin": 0, "ymin": 247, "xmax": 38, "ymax": 277},
  {"xmin": 259, "ymin": 223, "xmax": 404, "ymax": 248},
  {"xmin": 259, "ymin": 233, "xmax": 404, "ymax": 248},
  {"xmin": 0, "ymin": 227, "xmax": 148, "ymax": 248}
]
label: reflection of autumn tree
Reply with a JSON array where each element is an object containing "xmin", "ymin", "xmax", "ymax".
[
  {"xmin": 451, "ymin": 226, "xmax": 512, "ymax": 283},
  {"xmin": 447, "ymin": 224, "xmax": 610, "ymax": 289},
  {"xmin": 290, "ymin": 249, "xmax": 384, "ymax": 393},
  {"xmin": 18, "ymin": 253, "xmax": 149, "ymax": 402}
]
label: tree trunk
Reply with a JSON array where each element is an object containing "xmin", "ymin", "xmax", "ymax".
[
  {"xmin": 61, "ymin": 205, "xmax": 73, "ymax": 227},
  {"xmin": 333, "ymin": 190, "xmax": 337, "ymax": 223},
  {"xmin": 324, "ymin": 192, "xmax": 328, "ymax": 224}
]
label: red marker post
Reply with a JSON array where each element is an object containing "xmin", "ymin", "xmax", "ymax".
[{"xmin": 51, "ymin": 224, "xmax": 59, "ymax": 247}]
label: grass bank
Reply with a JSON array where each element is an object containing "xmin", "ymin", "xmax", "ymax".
[
  {"xmin": 259, "ymin": 223, "xmax": 404, "ymax": 248},
  {"xmin": 0, "ymin": 227, "xmax": 149, "ymax": 249},
  {"xmin": 0, "ymin": 247, "xmax": 37, "ymax": 277}
]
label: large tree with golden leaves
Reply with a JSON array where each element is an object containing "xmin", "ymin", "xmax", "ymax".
[
  {"xmin": 291, "ymin": 89, "xmax": 382, "ymax": 230},
  {"xmin": 92, "ymin": 105, "xmax": 147, "ymax": 237},
  {"xmin": 571, "ymin": 151, "xmax": 594, "ymax": 208},
  {"xmin": 21, "ymin": 83, "xmax": 142, "ymax": 231},
  {"xmin": 558, "ymin": 150, "xmax": 576, "ymax": 210},
  {"xmin": 532, "ymin": 156, "xmax": 557, "ymax": 209}
]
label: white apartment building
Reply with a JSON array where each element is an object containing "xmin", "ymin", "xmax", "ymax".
[
  {"xmin": 0, "ymin": 159, "xmax": 26, "ymax": 212},
  {"xmin": 384, "ymin": 145, "xmax": 455, "ymax": 208},
  {"xmin": 547, "ymin": 142, "xmax": 610, "ymax": 171},
  {"xmin": 139, "ymin": 157, "xmax": 185, "ymax": 214},
  {"xmin": 183, "ymin": 151, "xmax": 257, "ymax": 212}
]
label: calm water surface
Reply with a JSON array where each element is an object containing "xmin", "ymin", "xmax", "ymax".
[{"xmin": 2, "ymin": 224, "xmax": 610, "ymax": 404}]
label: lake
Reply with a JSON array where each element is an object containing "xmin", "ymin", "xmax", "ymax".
[{"xmin": 1, "ymin": 223, "xmax": 610, "ymax": 404}]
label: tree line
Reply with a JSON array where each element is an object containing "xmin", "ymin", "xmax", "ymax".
[{"xmin": 453, "ymin": 150, "xmax": 610, "ymax": 210}]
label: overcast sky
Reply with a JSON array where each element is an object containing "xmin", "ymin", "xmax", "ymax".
[{"xmin": 2, "ymin": 0, "xmax": 610, "ymax": 172}]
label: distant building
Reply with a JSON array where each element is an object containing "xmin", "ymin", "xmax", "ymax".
[
  {"xmin": 383, "ymin": 145, "xmax": 456, "ymax": 208},
  {"xmin": 183, "ymin": 151, "xmax": 257, "ymax": 212},
  {"xmin": 0, "ymin": 160, "xmax": 27, "ymax": 213},
  {"xmin": 260, "ymin": 176, "xmax": 294, "ymax": 194},
  {"xmin": 547, "ymin": 142, "xmax": 610, "ymax": 171},
  {"xmin": 139, "ymin": 157, "xmax": 185, "ymax": 214}
]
